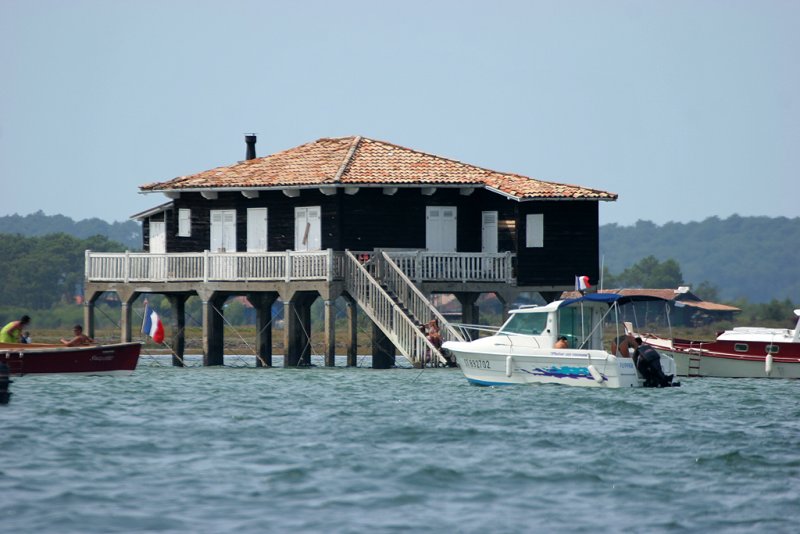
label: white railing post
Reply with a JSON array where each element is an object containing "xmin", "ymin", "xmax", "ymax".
[
  {"xmin": 285, "ymin": 250, "xmax": 292, "ymax": 282},
  {"xmin": 124, "ymin": 251, "xmax": 130, "ymax": 283},
  {"xmin": 203, "ymin": 250, "xmax": 209, "ymax": 283},
  {"xmin": 85, "ymin": 250, "xmax": 91, "ymax": 280},
  {"xmin": 505, "ymin": 251, "xmax": 513, "ymax": 283},
  {"xmin": 327, "ymin": 248, "xmax": 334, "ymax": 282}
]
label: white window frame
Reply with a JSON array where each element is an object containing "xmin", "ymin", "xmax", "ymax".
[
  {"xmin": 526, "ymin": 213, "xmax": 544, "ymax": 248},
  {"xmin": 178, "ymin": 209, "xmax": 191, "ymax": 237}
]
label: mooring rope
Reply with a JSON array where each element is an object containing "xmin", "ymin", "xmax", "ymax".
[{"xmin": 210, "ymin": 303, "xmax": 262, "ymax": 367}]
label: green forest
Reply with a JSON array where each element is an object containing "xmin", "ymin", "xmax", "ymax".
[
  {"xmin": 0, "ymin": 210, "xmax": 141, "ymax": 249},
  {"xmin": 600, "ymin": 215, "xmax": 800, "ymax": 302},
  {"xmin": 0, "ymin": 213, "xmax": 797, "ymax": 331}
]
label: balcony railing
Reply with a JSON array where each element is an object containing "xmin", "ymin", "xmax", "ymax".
[
  {"xmin": 85, "ymin": 250, "xmax": 515, "ymax": 284},
  {"xmin": 85, "ymin": 250, "xmax": 343, "ymax": 283}
]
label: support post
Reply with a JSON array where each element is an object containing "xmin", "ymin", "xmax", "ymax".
[
  {"xmin": 248, "ymin": 293, "xmax": 277, "ymax": 367},
  {"xmin": 371, "ymin": 321, "xmax": 395, "ymax": 369},
  {"xmin": 119, "ymin": 298, "xmax": 137, "ymax": 343},
  {"xmin": 202, "ymin": 294, "xmax": 225, "ymax": 366},
  {"xmin": 283, "ymin": 299, "xmax": 302, "ymax": 367},
  {"xmin": 166, "ymin": 294, "xmax": 188, "ymax": 367},
  {"xmin": 345, "ymin": 296, "xmax": 357, "ymax": 367},
  {"xmin": 83, "ymin": 291, "xmax": 100, "ymax": 340},
  {"xmin": 324, "ymin": 299, "xmax": 336, "ymax": 367},
  {"xmin": 455, "ymin": 292, "xmax": 480, "ymax": 340},
  {"xmin": 299, "ymin": 297, "xmax": 312, "ymax": 367}
]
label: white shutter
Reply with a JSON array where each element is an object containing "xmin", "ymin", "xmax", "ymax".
[
  {"xmin": 526, "ymin": 214, "xmax": 544, "ymax": 248},
  {"xmin": 178, "ymin": 209, "xmax": 191, "ymax": 237},
  {"xmin": 247, "ymin": 208, "xmax": 268, "ymax": 252}
]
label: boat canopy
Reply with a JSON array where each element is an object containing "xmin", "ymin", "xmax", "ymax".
[{"xmin": 558, "ymin": 293, "xmax": 671, "ymax": 309}]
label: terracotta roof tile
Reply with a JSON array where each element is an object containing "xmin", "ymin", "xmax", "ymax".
[{"xmin": 140, "ymin": 136, "xmax": 617, "ymax": 201}]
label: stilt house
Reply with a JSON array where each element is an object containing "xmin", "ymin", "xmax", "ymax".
[{"xmin": 84, "ymin": 135, "xmax": 617, "ymax": 368}]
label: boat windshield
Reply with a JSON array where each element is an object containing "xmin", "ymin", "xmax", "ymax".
[
  {"xmin": 557, "ymin": 306, "xmax": 597, "ymax": 349},
  {"xmin": 500, "ymin": 312, "xmax": 548, "ymax": 336}
]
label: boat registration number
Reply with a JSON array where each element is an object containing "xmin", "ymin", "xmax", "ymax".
[{"xmin": 463, "ymin": 358, "xmax": 491, "ymax": 369}]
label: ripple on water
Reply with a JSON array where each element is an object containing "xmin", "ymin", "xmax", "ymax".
[{"xmin": 2, "ymin": 368, "xmax": 800, "ymax": 532}]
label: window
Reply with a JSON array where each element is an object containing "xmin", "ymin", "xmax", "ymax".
[
  {"xmin": 178, "ymin": 209, "xmax": 191, "ymax": 237},
  {"xmin": 766, "ymin": 344, "xmax": 780, "ymax": 354},
  {"xmin": 734, "ymin": 343, "xmax": 748, "ymax": 352},
  {"xmin": 500, "ymin": 312, "xmax": 548, "ymax": 336},
  {"xmin": 526, "ymin": 214, "xmax": 543, "ymax": 248}
]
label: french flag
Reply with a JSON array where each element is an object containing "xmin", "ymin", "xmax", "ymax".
[
  {"xmin": 575, "ymin": 275, "xmax": 591, "ymax": 292},
  {"xmin": 142, "ymin": 301, "xmax": 165, "ymax": 344}
]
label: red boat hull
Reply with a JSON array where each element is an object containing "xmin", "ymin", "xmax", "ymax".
[
  {"xmin": 643, "ymin": 336, "xmax": 800, "ymax": 378},
  {"xmin": 0, "ymin": 342, "xmax": 142, "ymax": 376}
]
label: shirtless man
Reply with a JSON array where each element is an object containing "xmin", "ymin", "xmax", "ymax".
[{"xmin": 60, "ymin": 325, "xmax": 95, "ymax": 347}]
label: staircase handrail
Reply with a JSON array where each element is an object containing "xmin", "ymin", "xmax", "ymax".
[
  {"xmin": 343, "ymin": 251, "xmax": 447, "ymax": 366},
  {"xmin": 380, "ymin": 251, "xmax": 466, "ymax": 344}
]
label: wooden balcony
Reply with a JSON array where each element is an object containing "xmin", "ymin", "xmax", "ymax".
[{"xmin": 84, "ymin": 250, "xmax": 516, "ymax": 285}]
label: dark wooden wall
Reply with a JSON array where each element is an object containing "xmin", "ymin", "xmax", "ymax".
[
  {"xmin": 141, "ymin": 188, "xmax": 600, "ymax": 287},
  {"xmin": 160, "ymin": 191, "xmax": 340, "ymax": 253},
  {"xmin": 515, "ymin": 201, "xmax": 599, "ymax": 286}
]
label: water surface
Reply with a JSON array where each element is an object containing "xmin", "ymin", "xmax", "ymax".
[{"xmin": 2, "ymin": 356, "xmax": 799, "ymax": 533}]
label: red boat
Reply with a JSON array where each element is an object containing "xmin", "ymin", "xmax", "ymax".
[
  {"xmin": 0, "ymin": 342, "xmax": 142, "ymax": 376},
  {"xmin": 641, "ymin": 310, "xmax": 800, "ymax": 378}
]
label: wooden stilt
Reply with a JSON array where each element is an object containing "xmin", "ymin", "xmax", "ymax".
[
  {"xmin": 455, "ymin": 292, "xmax": 480, "ymax": 340},
  {"xmin": 166, "ymin": 294, "xmax": 188, "ymax": 367},
  {"xmin": 247, "ymin": 293, "xmax": 277, "ymax": 367},
  {"xmin": 345, "ymin": 296, "xmax": 357, "ymax": 367},
  {"xmin": 202, "ymin": 294, "xmax": 225, "ymax": 366},
  {"xmin": 324, "ymin": 299, "xmax": 336, "ymax": 367},
  {"xmin": 371, "ymin": 321, "xmax": 395, "ymax": 369}
]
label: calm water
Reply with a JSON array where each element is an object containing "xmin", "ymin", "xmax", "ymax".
[{"xmin": 2, "ymin": 355, "xmax": 799, "ymax": 533}]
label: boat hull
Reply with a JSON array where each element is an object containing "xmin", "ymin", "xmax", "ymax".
[
  {"xmin": 0, "ymin": 342, "xmax": 142, "ymax": 376},
  {"xmin": 643, "ymin": 337, "xmax": 800, "ymax": 379},
  {"xmin": 445, "ymin": 342, "xmax": 642, "ymax": 388}
]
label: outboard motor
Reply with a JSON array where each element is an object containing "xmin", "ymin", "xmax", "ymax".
[{"xmin": 634, "ymin": 340, "xmax": 680, "ymax": 387}]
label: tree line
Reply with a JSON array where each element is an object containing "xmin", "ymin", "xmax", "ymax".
[
  {"xmin": 601, "ymin": 215, "xmax": 800, "ymax": 303},
  {"xmin": 0, "ymin": 233, "xmax": 125, "ymax": 311},
  {"xmin": 0, "ymin": 210, "xmax": 141, "ymax": 250}
]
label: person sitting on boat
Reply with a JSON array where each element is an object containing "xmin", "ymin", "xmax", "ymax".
[
  {"xmin": 610, "ymin": 333, "xmax": 636, "ymax": 357},
  {"xmin": 633, "ymin": 337, "xmax": 673, "ymax": 387},
  {"xmin": 60, "ymin": 325, "xmax": 95, "ymax": 347},
  {"xmin": 0, "ymin": 315, "xmax": 31, "ymax": 343},
  {"xmin": 554, "ymin": 336, "xmax": 569, "ymax": 349}
]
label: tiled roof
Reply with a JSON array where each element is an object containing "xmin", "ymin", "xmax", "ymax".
[{"xmin": 140, "ymin": 136, "xmax": 617, "ymax": 201}]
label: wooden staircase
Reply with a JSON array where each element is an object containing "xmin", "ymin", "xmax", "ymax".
[{"xmin": 342, "ymin": 251, "xmax": 465, "ymax": 367}]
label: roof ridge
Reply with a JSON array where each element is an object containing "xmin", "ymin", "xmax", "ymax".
[{"xmin": 333, "ymin": 135, "xmax": 361, "ymax": 182}]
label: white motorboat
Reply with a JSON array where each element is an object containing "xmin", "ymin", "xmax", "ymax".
[{"xmin": 443, "ymin": 294, "xmax": 678, "ymax": 388}]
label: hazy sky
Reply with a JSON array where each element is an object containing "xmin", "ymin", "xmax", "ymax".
[{"xmin": 2, "ymin": 0, "xmax": 797, "ymax": 226}]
